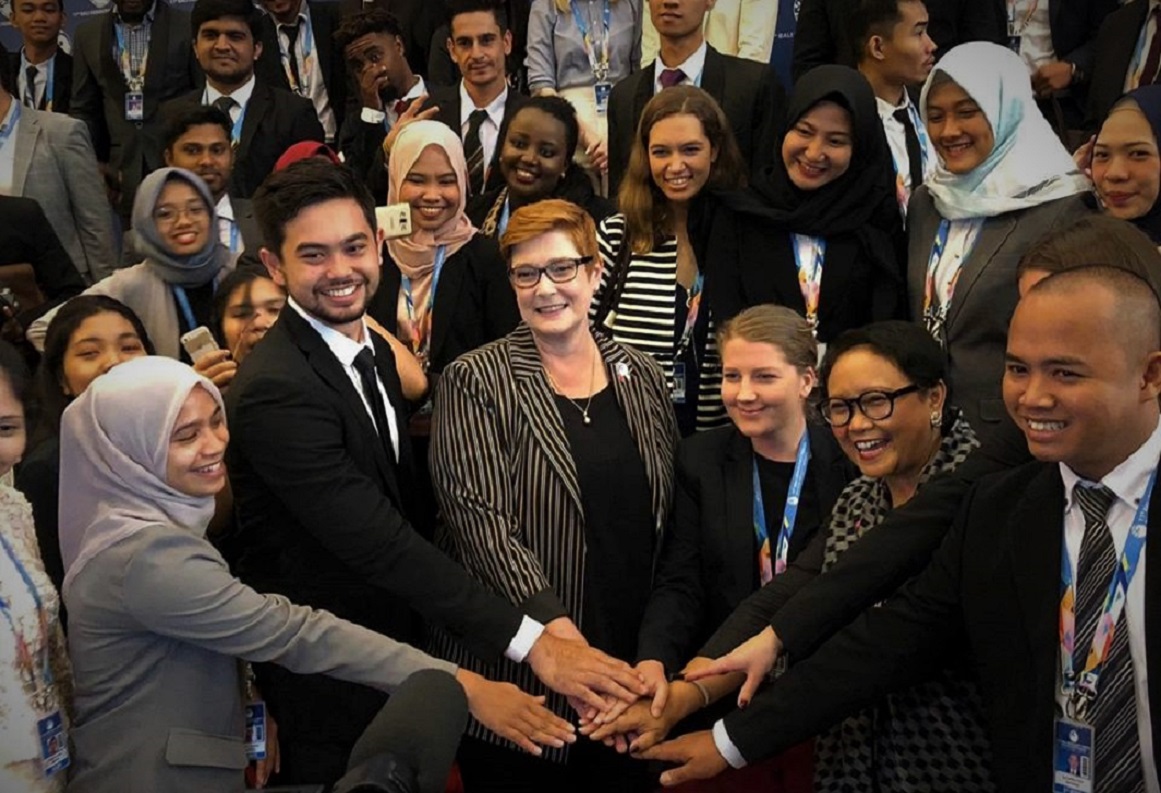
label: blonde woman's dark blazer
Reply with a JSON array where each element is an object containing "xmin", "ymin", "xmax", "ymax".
[
  {"xmin": 906, "ymin": 188, "xmax": 1090, "ymax": 431},
  {"xmin": 428, "ymin": 323, "xmax": 679, "ymax": 760}
]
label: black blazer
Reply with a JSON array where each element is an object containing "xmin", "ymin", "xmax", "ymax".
[
  {"xmin": 607, "ymin": 46, "xmax": 784, "ymax": 198},
  {"xmin": 1087, "ymin": 0, "xmax": 1149, "ymax": 129},
  {"xmin": 7, "ymin": 50, "xmax": 73, "ymax": 113},
  {"xmin": 636, "ymin": 424, "xmax": 854, "ymax": 673},
  {"xmin": 224, "ymin": 304, "xmax": 524, "ymax": 660},
  {"xmin": 69, "ymin": 0, "xmax": 201, "ymax": 217},
  {"xmin": 255, "ymin": 1, "xmax": 348, "ymax": 133},
  {"xmin": 167, "ymin": 79, "xmax": 325, "ymax": 198},
  {"xmin": 720, "ymin": 453, "xmax": 1161, "ymax": 793},
  {"xmin": 0, "ymin": 195, "xmax": 86, "ymax": 323},
  {"xmin": 790, "ymin": 0, "xmax": 1006, "ymax": 83},
  {"xmin": 366, "ymin": 235, "xmax": 520, "ymax": 375}
]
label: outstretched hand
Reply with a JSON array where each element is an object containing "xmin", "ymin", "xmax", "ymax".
[
  {"xmin": 526, "ymin": 631, "xmax": 647, "ymax": 714},
  {"xmin": 636, "ymin": 730, "xmax": 729, "ymax": 787},
  {"xmin": 455, "ymin": 669, "xmax": 576, "ymax": 756},
  {"xmin": 684, "ymin": 625, "xmax": 781, "ymax": 708}
]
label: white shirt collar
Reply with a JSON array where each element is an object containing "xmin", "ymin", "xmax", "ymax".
[
  {"xmin": 654, "ymin": 40, "xmax": 708, "ymax": 89},
  {"xmin": 285, "ymin": 296, "xmax": 373, "ymax": 365},
  {"xmin": 875, "ymin": 89, "xmax": 914, "ymax": 121},
  {"xmin": 205, "ymin": 73, "xmax": 257, "ymax": 107},
  {"xmin": 1061, "ymin": 417, "xmax": 1161, "ymax": 514},
  {"xmin": 19, "ymin": 50, "xmax": 54, "ymax": 74},
  {"xmin": 459, "ymin": 81, "xmax": 507, "ymax": 127},
  {"xmin": 404, "ymin": 75, "xmax": 427, "ymax": 102},
  {"xmin": 216, "ymin": 193, "xmax": 235, "ymax": 222}
]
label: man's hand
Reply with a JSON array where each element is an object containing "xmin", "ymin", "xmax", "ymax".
[
  {"xmin": 382, "ymin": 96, "xmax": 440, "ymax": 159},
  {"xmin": 684, "ymin": 626, "xmax": 781, "ymax": 708},
  {"xmin": 193, "ymin": 348, "xmax": 238, "ymax": 392},
  {"xmin": 455, "ymin": 669, "xmax": 576, "ymax": 756},
  {"xmin": 526, "ymin": 631, "xmax": 647, "ymax": 713},
  {"xmin": 587, "ymin": 679, "xmax": 703, "ymax": 754},
  {"xmin": 636, "ymin": 730, "xmax": 730, "ymax": 787},
  {"xmin": 1032, "ymin": 61, "xmax": 1073, "ymax": 97},
  {"xmin": 635, "ymin": 659, "xmax": 669, "ymax": 718},
  {"xmin": 356, "ymin": 62, "xmax": 391, "ymax": 110}
]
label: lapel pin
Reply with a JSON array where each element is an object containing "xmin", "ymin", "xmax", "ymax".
[{"xmin": 615, "ymin": 362, "xmax": 631, "ymax": 381}]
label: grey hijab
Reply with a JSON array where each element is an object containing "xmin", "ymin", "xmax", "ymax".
[{"xmin": 131, "ymin": 167, "xmax": 229, "ymax": 288}]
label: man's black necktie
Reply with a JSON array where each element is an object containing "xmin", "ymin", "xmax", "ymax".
[
  {"xmin": 1072, "ymin": 485, "xmax": 1145, "ymax": 793},
  {"xmin": 464, "ymin": 109, "xmax": 489, "ymax": 196},
  {"xmin": 281, "ymin": 22, "xmax": 302, "ymax": 91},
  {"xmin": 24, "ymin": 66, "xmax": 39, "ymax": 109},
  {"xmin": 893, "ymin": 107, "xmax": 924, "ymax": 190},
  {"xmin": 353, "ymin": 348, "xmax": 395, "ymax": 462}
]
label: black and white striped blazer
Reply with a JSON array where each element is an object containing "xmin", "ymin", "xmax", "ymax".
[{"xmin": 428, "ymin": 323, "xmax": 679, "ymax": 760}]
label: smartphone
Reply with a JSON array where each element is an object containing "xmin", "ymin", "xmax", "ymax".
[
  {"xmin": 180, "ymin": 326, "xmax": 221, "ymax": 363},
  {"xmin": 376, "ymin": 203, "xmax": 413, "ymax": 239}
]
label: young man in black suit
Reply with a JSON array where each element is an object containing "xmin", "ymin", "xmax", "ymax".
[
  {"xmin": 168, "ymin": 0, "xmax": 324, "ymax": 199},
  {"xmin": 7, "ymin": 0, "xmax": 72, "ymax": 113},
  {"xmin": 70, "ymin": 0, "xmax": 200, "ymax": 220},
  {"xmin": 641, "ymin": 253, "xmax": 1161, "ymax": 790},
  {"xmin": 226, "ymin": 159, "xmax": 647, "ymax": 786},
  {"xmin": 605, "ymin": 0, "xmax": 784, "ymax": 197}
]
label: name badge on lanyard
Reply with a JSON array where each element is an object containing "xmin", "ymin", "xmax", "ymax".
[
  {"xmin": 753, "ymin": 432, "xmax": 811, "ymax": 584},
  {"xmin": 1053, "ymin": 470, "xmax": 1153, "ymax": 793},
  {"xmin": 671, "ymin": 272, "xmax": 704, "ymax": 404},
  {"xmin": 116, "ymin": 24, "xmax": 149, "ymax": 122},
  {"xmin": 571, "ymin": 0, "xmax": 612, "ymax": 113}
]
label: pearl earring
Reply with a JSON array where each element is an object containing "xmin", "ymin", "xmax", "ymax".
[{"xmin": 930, "ymin": 411, "xmax": 941, "ymax": 427}]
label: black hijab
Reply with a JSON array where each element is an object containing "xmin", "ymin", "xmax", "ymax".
[{"xmin": 719, "ymin": 65, "xmax": 897, "ymax": 236}]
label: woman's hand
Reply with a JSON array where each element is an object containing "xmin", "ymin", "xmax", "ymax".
[
  {"xmin": 382, "ymin": 96, "xmax": 440, "ymax": 161},
  {"xmin": 684, "ymin": 626, "xmax": 781, "ymax": 708},
  {"xmin": 455, "ymin": 669, "xmax": 577, "ymax": 756},
  {"xmin": 578, "ymin": 120, "xmax": 609, "ymax": 174},
  {"xmin": 586, "ymin": 679, "xmax": 703, "ymax": 754},
  {"xmin": 193, "ymin": 348, "xmax": 238, "ymax": 392},
  {"xmin": 1073, "ymin": 134, "xmax": 1095, "ymax": 181}
]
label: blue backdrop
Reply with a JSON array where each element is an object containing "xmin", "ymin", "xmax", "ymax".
[{"xmin": 0, "ymin": 0, "xmax": 196, "ymax": 54}]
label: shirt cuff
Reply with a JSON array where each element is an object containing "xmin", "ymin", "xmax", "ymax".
[
  {"xmin": 360, "ymin": 106, "xmax": 386, "ymax": 124},
  {"xmin": 712, "ymin": 719, "xmax": 748, "ymax": 769},
  {"xmin": 505, "ymin": 615, "xmax": 545, "ymax": 663}
]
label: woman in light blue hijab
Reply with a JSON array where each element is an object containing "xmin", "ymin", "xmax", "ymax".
[{"xmin": 905, "ymin": 42, "xmax": 1091, "ymax": 433}]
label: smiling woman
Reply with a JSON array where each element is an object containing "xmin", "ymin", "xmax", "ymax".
[{"xmin": 1090, "ymin": 85, "xmax": 1161, "ymax": 244}]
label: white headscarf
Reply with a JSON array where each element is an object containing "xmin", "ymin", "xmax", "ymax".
[
  {"xmin": 919, "ymin": 42, "xmax": 1089, "ymax": 220},
  {"xmin": 58, "ymin": 356, "xmax": 222, "ymax": 596}
]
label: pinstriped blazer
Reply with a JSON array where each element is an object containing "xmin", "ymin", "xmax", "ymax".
[{"xmin": 428, "ymin": 323, "xmax": 679, "ymax": 760}]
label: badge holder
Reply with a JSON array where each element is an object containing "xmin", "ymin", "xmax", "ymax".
[
  {"xmin": 1052, "ymin": 717, "xmax": 1094, "ymax": 793},
  {"xmin": 38, "ymin": 710, "xmax": 69, "ymax": 777},
  {"xmin": 594, "ymin": 81, "xmax": 612, "ymax": 115},
  {"xmin": 671, "ymin": 362, "xmax": 686, "ymax": 404},
  {"xmin": 245, "ymin": 701, "xmax": 268, "ymax": 761},
  {"xmin": 125, "ymin": 78, "xmax": 145, "ymax": 122}
]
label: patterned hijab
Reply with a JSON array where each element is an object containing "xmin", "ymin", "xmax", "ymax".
[
  {"xmin": 920, "ymin": 42, "xmax": 1088, "ymax": 220},
  {"xmin": 58, "ymin": 357, "xmax": 222, "ymax": 596}
]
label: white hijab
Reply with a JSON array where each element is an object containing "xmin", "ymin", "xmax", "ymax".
[
  {"xmin": 919, "ymin": 42, "xmax": 1089, "ymax": 220},
  {"xmin": 58, "ymin": 356, "xmax": 221, "ymax": 596}
]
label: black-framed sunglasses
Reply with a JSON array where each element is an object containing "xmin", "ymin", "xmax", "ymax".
[
  {"xmin": 508, "ymin": 256, "xmax": 593, "ymax": 289},
  {"xmin": 821, "ymin": 385, "xmax": 922, "ymax": 427}
]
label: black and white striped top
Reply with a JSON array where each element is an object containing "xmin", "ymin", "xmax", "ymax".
[
  {"xmin": 426, "ymin": 324, "xmax": 678, "ymax": 762},
  {"xmin": 594, "ymin": 213, "xmax": 727, "ymax": 431}
]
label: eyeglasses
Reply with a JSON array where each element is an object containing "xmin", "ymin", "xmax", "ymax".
[
  {"xmin": 821, "ymin": 385, "xmax": 921, "ymax": 427},
  {"xmin": 153, "ymin": 203, "xmax": 210, "ymax": 226},
  {"xmin": 508, "ymin": 256, "xmax": 593, "ymax": 289}
]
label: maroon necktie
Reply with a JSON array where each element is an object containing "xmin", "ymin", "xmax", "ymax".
[
  {"xmin": 659, "ymin": 68, "xmax": 687, "ymax": 89},
  {"xmin": 1140, "ymin": 7, "xmax": 1161, "ymax": 87}
]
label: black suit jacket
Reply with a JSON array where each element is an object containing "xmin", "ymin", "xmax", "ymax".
[
  {"xmin": 69, "ymin": 0, "xmax": 200, "ymax": 217},
  {"xmin": 225, "ymin": 304, "xmax": 523, "ymax": 660},
  {"xmin": 636, "ymin": 424, "xmax": 854, "ymax": 673},
  {"xmin": 255, "ymin": 1, "xmax": 348, "ymax": 133},
  {"xmin": 1087, "ymin": 0, "xmax": 1149, "ymax": 129},
  {"xmin": 791, "ymin": 0, "xmax": 1006, "ymax": 83},
  {"xmin": 721, "ymin": 450, "xmax": 1161, "ymax": 793},
  {"xmin": 365, "ymin": 235, "xmax": 520, "ymax": 375},
  {"xmin": 167, "ymin": 79, "xmax": 325, "ymax": 198},
  {"xmin": 0, "ymin": 196, "xmax": 87, "ymax": 322},
  {"xmin": 606, "ymin": 47, "xmax": 784, "ymax": 198},
  {"xmin": 7, "ymin": 50, "xmax": 73, "ymax": 113}
]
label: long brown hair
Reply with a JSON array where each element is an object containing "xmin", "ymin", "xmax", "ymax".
[{"xmin": 617, "ymin": 85, "xmax": 747, "ymax": 254}]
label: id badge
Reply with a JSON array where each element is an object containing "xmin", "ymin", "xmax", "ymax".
[
  {"xmin": 594, "ymin": 81, "xmax": 612, "ymax": 115},
  {"xmin": 671, "ymin": 361, "xmax": 687, "ymax": 404},
  {"xmin": 37, "ymin": 711, "xmax": 69, "ymax": 776},
  {"xmin": 1052, "ymin": 717, "xmax": 1094, "ymax": 793},
  {"xmin": 245, "ymin": 701, "xmax": 268, "ymax": 761},
  {"xmin": 124, "ymin": 90, "xmax": 144, "ymax": 121}
]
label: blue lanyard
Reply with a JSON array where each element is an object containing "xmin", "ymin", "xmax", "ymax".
[
  {"xmin": 114, "ymin": 22, "xmax": 150, "ymax": 85},
  {"xmin": 281, "ymin": 14, "xmax": 314, "ymax": 93},
  {"xmin": 1059, "ymin": 469, "xmax": 1153, "ymax": 714},
  {"xmin": 172, "ymin": 284, "xmax": 199, "ymax": 331},
  {"xmin": 400, "ymin": 244, "xmax": 447, "ymax": 356},
  {"xmin": 0, "ymin": 102, "xmax": 20, "ymax": 153},
  {"xmin": 0, "ymin": 528, "xmax": 54, "ymax": 691},
  {"xmin": 752, "ymin": 432, "xmax": 812, "ymax": 575},
  {"xmin": 498, "ymin": 198, "xmax": 511, "ymax": 237},
  {"xmin": 227, "ymin": 220, "xmax": 240, "ymax": 253},
  {"xmin": 570, "ymin": 0, "xmax": 612, "ymax": 77},
  {"xmin": 230, "ymin": 104, "xmax": 247, "ymax": 145}
]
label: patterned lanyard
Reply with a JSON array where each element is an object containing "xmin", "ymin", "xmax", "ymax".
[
  {"xmin": 791, "ymin": 234, "xmax": 825, "ymax": 333},
  {"xmin": 1127, "ymin": 9, "xmax": 1160, "ymax": 90},
  {"xmin": 114, "ymin": 20, "xmax": 151, "ymax": 90},
  {"xmin": 22, "ymin": 58, "xmax": 54, "ymax": 111},
  {"xmin": 1059, "ymin": 473, "xmax": 1152, "ymax": 721},
  {"xmin": 570, "ymin": 0, "xmax": 612, "ymax": 82},
  {"xmin": 922, "ymin": 218, "xmax": 982, "ymax": 343},
  {"xmin": 675, "ymin": 271, "xmax": 705, "ymax": 358},
  {"xmin": 752, "ymin": 432, "xmax": 811, "ymax": 584},
  {"xmin": 400, "ymin": 245, "xmax": 447, "ymax": 368},
  {"xmin": 281, "ymin": 14, "xmax": 314, "ymax": 96},
  {"xmin": 0, "ymin": 529, "xmax": 55, "ymax": 714}
]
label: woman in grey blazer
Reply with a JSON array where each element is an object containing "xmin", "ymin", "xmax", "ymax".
[
  {"xmin": 428, "ymin": 199, "xmax": 679, "ymax": 792},
  {"xmin": 59, "ymin": 357, "xmax": 573, "ymax": 793},
  {"xmin": 908, "ymin": 43, "xmax": 1091, "ymax": 431}
]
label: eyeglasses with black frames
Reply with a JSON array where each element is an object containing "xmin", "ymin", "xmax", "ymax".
[
  {"xmin": 821, "ymin": 384, "xmax": 922, "ymax": 427},
  {"xmin": 508, "ymin": 256, "xmax": 594, "ymax": 289}
]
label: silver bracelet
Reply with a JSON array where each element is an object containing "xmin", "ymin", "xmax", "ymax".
[{"xmin": 690, "ymin": 679, "xmax": 711, "ymax": 707}]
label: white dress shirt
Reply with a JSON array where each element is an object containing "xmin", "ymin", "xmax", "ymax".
[
  {"xmin": 204, "ymin": 74, "xmax": 257, "ymax": 128},
  {"xmin": 17, "ymin": 51, "xmax": 55, "ymax": 110},
  {"xmin": 284, "ymin": 296, "xmax": 545, "ymax": 663},
  {"xmin": 459, "ymin": 82, "xmax": 508, "ymax": 178},
  {"xmin": 360, "ymin": 75, "xmax": 427, "ymax": 129},
  {"xmin": 277, "ymin": 1, "xmax": 337, "ymax": 142},
  {"xmin": 1060, "ymin": 417, "xmax": 1161, "ymax": 793},
  {"xmin": 652, "ymin": 39, "xmax": 708, "ymax": 93},
  {"xmin": 1012, "ymin": 0, "xmax": 1055, "ymax": 71},
  {"xmin": 0, "ymin": 100, "xmax": 20, "ymax": 196}
]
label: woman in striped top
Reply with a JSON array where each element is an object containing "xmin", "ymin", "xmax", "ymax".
[
  {"xmin": 594, "ymin": 85, "xmax": 747, "ymax": 436},
  {"xmin": 429, "ymin": 199, "xmax": 677, "ymax": 792}
]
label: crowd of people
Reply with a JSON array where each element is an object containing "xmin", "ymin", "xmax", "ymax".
[{"xmin": 0, "ymin": 0, "xmax": 1160, "ymax": 791}]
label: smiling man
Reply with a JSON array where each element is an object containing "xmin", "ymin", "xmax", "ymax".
[{"xmin": 163, "ymin": 0, "xmax": 323, "ymax": 198}]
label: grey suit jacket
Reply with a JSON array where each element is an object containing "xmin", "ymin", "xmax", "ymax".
[
  {"xmin": 65, "ymin": 523, "xmax": 456, "ymax": 793},
  {"xmin": 906, "ymin": 189, "xmax": 1090, "ymax": 430},
  {"xmin": 11, "ymin": 108, "xmax": 116, "ymax": 283}
]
